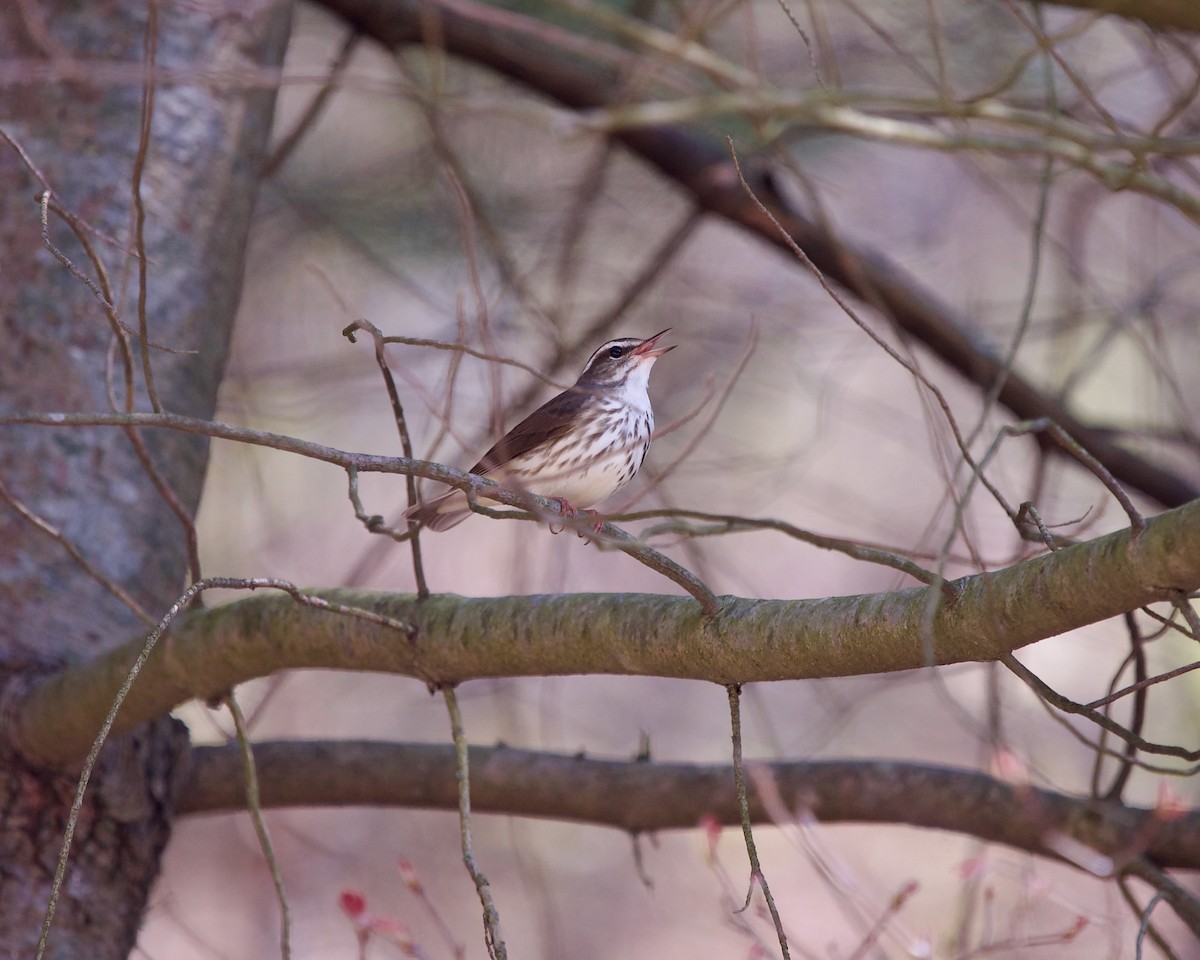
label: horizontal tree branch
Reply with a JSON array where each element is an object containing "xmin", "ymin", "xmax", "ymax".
[
  {"xmin": 585, "ymin": 92, "xmax": 1200, "ymax": 158},
  {"xmin": 1041, "ymin": 0, "xmax": 1200, "ymax": 31},
  {"xmin": 315, "ymin": 0, "xmax": 1200, "ymax": 509},
  {"xmin": 6, "ymin": 497, "xmax": 1199, "ymax": 766},
  {"xmin": 179, "ymin": 740, "xmax": 1200, "ymax": 872},
  {"xmin": 583, "ymin": 94, "xmax": 1200, "ymax": 223}
]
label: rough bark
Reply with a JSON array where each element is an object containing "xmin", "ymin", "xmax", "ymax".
[
  {"xmin": 1, "ymin": 1, "xmax": 1197, "ymax": 954},
  {"xmin": 0, "ymin": 0, "xmax": 289, "ymax": 956}
]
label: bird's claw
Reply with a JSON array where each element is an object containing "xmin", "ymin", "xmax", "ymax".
[
  {"xmin": 546, "ymin": 498, "xmax": 602, "ymax": 538},
  {"xmin": 547, "ymin": 497, "xmax": 575, "ymax": 535}
]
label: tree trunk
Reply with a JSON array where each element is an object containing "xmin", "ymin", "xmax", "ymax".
[{"xmin": 0, "ymin": 1, "xmax": 290, "ymax": 955}]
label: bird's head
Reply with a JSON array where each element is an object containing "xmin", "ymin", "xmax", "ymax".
[{"xmin": 576, "ymin": 329, "xmax": 675, "ymax": 389}]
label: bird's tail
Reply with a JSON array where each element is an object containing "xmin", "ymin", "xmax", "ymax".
[{"xmin": 404, "ymin": 490, "xmax": 472, "ymax": 532}]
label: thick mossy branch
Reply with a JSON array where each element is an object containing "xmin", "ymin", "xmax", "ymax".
[{"xmin": 8, "ymin": 500, "xmax": 1200, "ymax": 766}]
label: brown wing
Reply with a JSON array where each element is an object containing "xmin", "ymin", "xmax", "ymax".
[{"xmin": 470, "ymin": 387, "xmax": 590, "ymax": 475}]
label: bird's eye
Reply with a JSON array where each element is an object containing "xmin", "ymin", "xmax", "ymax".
[{"xmin": 609, "ymin": 345, "xmax": 624, "ymax": 359}]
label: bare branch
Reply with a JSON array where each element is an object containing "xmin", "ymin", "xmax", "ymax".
[
  {"xmin": 344, "ymin": 320, "xmax": 429, "ymax": 597},
  {"xmin": 726, "ymin": 684, "xmax": 791, "ymax": 958},
  {"xmin": 442, "ymin": 686, "xmax": 507, "ymax": 960},
  {"xmin": 223, "ymin": 693, "xmax": 292, "ymax": 960},
  {"xmin": 177, "ymin": 741, "xmax": 1200, "ymax": 871}
]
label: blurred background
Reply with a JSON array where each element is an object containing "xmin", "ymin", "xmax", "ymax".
[{"xmin": 143, "ymin": 1, "xmax": 1200, "ymax": 956}]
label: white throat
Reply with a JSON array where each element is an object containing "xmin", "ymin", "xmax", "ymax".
[{"xmin": 616, "ymin": 359, "xmax": 656, "ymax": 411}]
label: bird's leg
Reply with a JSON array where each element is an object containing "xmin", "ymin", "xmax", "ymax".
[
  {"xmin": 546, "ymin": 496, "xmax": 578, "ymax": 535},
  {"xmin": 546, "ymin": 497, "xmax": 606, "ymax": 537},
  {"xmin": 551, "ymin": 496, "xmax": 579, "ymax": 519}
]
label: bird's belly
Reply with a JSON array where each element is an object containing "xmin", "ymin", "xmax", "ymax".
[
  {"xmin": 526, "ymin": 453, "xmax": 633, "ymax": 506},
  {"xmin": 505, "ymin": 439, "xmax": 646, "ymax": 508},
  {"xmin": 494, "ymin": 400, "xmax": 654, "ymax": 509}
]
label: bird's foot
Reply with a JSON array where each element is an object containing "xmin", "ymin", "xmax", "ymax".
[
  {"xmin": 546, "ymin": 498, "xmax": 604, "ymax": 537},
  {"xmin": 547, "ymin": 497, "xmax": 578, "ymax": 535},
  {"xmin": 552, "ymin": 497, "xmax": 579, "ymax": 520}
]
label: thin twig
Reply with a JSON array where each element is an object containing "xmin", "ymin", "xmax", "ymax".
[
  {"xmin": 726, "ymin": 684, "xmax": 791, "ymax": 959},
  {"xmin": 447, "ymin": 484, "xmax": 723, "ymax": 615},
  {"xmin": 631, "ymin": 321, "xmax": 757, "ymax": 507},
  {"xmin": 1124, "ymin": 857, "xmax": 1200, "ymax": 940},
  {"xmin": 378, "ymin": 335, "xmax": 570, "ymax": 389},
  {"xmin": 1096, "ymin": 612, "xmax": 1147, "ymax": 802},
  {"xmin": 0, "ymin": 123, "xmax": 53, "ymax": 187},
  {"xmin": 344, "ymin": 320, "xmax": 429, "ymax": 598},
  {"xmin": 845, "ymin": 880, "xmax": 918, "ymax": 960},
  {"xmin": 41, "ymin": 194, "xmax": 137, "ymax": 412},
  {"xmin": 1084, "ymin": 657, "xmax": 1200, "ymax": 711},
  {"xmin": 1169, "ymin": 588, "xmax": 1200, "ymax": 639},
  {"xmin": 477, "ymin": 204, "xmax": 705, "ymax": 437},
  {"xmin": 626, "ymin": 507, "xmax": 948, "ymax": 592},
  {"xmin": 726, "ymin": 138, "xmax": 1015, "ymax": 525},
  {"xmin": 442, "ymin": 685, "xmax": 507, "ymax": 960},
  {"xmin": 132, "ymin": 0, "xmax": 163, "ymax": 413},
  {"xmin": 589, "ymin": 93, "xmax": 1200, "ymax": 223},
  {"xmin": 586, "ymin": 521, "xmax": 722, "ymax": 617},
  {"xmin": 398, "ymin": 856, "xmax": 466, "ymax": 959},
  {"xmin": 346, "ymin": 465, "xmax": 417, "ymax": 542},
  {"xmin": 225, "ymin": 692, "xmax": 292, "ymax": 960},
  {"xmin": 0, "ymin": 478, "xmax": 156, "ymax": 626},
  {"xmin": 36, "ymin": 190, "xmax": 203, "ymax": 580},
  {"xmin": 1006, "ymin": 418, "xmax": 1145, "ymax": 535},
  {"xmin": 38, "ymin": 193, "xmax": 180, "ymax": 353},
  {"xmin": 964, "ymin": 93, "xmax": 1054, "ymax": 450},
  {"xmin": 1136, "ymin": 891, "xmax": 1166, "ymax": 959},
  {"xmin": 551, "ymin": 139, "xmax": 615, "ymax": 308},
  {"xmin": 1003, "ymin": 653, "xmax": 1199, "ymax": 761},
  {"xmin": 262, "ymin": 29, "xmax": 359, "ymax": 178}
]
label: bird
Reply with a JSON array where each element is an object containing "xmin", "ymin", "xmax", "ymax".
[{"xmin": 407, "ymin": 329, "xmax": 676, "ymax": 532}]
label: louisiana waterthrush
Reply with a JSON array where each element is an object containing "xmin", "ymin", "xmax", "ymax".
[{"xmin": 408, "ymin": 329, "xmax": 675, "ymax": 531}]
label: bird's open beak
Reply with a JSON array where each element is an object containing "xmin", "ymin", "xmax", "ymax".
[{"xmin": 632, "ymin": 328, "xmax": 676, "ymax": 358}]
